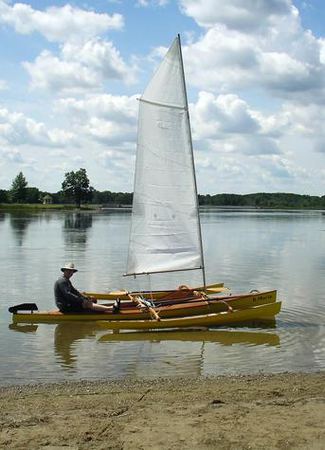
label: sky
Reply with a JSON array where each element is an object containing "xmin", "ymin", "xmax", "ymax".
[{"xmin": 0, "ymin": 0, "xmax": 325, "ymax": 196}]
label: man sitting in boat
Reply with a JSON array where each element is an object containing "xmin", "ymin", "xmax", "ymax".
[{"xmin": 54, "ymin": 263, "xmax": 111, "ymax": 313}]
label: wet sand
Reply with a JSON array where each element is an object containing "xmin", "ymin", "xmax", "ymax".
[{"xmin": 0, "ymin": 372, "xmax": 324, "ymax": 449}]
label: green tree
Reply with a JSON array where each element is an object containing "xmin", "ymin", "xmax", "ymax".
[
  {"xmin": 61, "ymin": 168, "xmax": 94, "ymax": 207},
  {"xmin": 0, "ymin": 189, "xmax": 9, "ymax": 203},
  {"xmin": 25, "ymin": 187, "xmax": 41, "ymax": 203},
  {"xmin": 10, "ymin": 172, "xmax": 28, "ymax": 203}
]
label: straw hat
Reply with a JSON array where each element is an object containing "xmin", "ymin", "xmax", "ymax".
[{"xmin": 61, "ymin": 262, "xmax": 78, "ymax": 273}]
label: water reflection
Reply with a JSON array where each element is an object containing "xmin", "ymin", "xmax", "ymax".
[
  {"xmin": 96, "ymin": 327, "xmax": 281, "ymax": 378},
  {"xmin": 51, "ymin": 322, "xmax": 203, "ymax": 377},
  {"xmin": 9, "ymin": 213, "xmax": 36, "ymax": 246},
  {"xmin": 9, "ymin": 323, "xmax": 38, "ymax": 333},
  {"xmin": 10, "ymin": 320, "xmax": 280, "ymax": 378},
  {"xmin": 54, "ymin": 322, "xmax": 97, "ymax": 368},
  {"xmin": 63, "ymin": 212, "xmax": 93, "ymax": 246},
  {"xmin": 1, "ymin": 208, "xmax": 325, "ymax": 384},
  {"xmin": 99, "ymin": 329, "xmax": 280, "ymax": 346}
]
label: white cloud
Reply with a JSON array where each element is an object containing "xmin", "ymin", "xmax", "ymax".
[
  {"xmin": 179, "ymin": 0, "xmax": 293, "ymax": 31},
  {"xmin": 257, "ymin": 154, "xmax": 307, "ymax": 180},
  {"xmin": 183, "ymin": 27, "xmax": 260, "ymax": 91},
  {"xmin": 0, "ymin": 92, "xmax": 139, "ymax": 191},
  {"xmin": 0, "ymin": 147, "xmax": 24, "ymax": 163},
  {"xmin": 23, "ymin": 50, "xmax": 98, "ymax": 93},
  {"xmin": 180, "ymin": 2, "xmax": 325, "ymax": 101},
  {"xmin": 280, "ymin": 102, "xmax": 325, "ymax": 136},
  {"xmin": 0, "ymin": 106, "xmax": 74, "ymax": 147},
  {"xmin": 62, "ymin": 39, "xmax": 137, "ymax": 84},
  {"xmin": 55, "ymin": 94, "xmax": 138, "ymax": 145},
  {"xmin": 56, "ymin": 94, "xmax": 138, "ymax": 122},
  {"xmin": 259, "ymin": 51, "xmax": 320, "ymax": 95},
  {"xmin": 320, "ymin": 39, "xmax": 325, "ymax": 64},
  {"xmin": 48, "ymin": 129, "xmax": 76, "ymax": 146},
  {"xmin": 1, "ymin": 2, "xmax": 134, "ymax": 96},
  {"xmin": 251, "ymin": 110, "xmax": 290, "ymax": 138},
  {"xmin": 191, "ymin": 92, "xmax": 260, "ymax": 140},
  {"xmin": 315, "ymin": 140, "xmax": 325, "ymax": 154},
  {"xmin": 97, "ymin": 147, "xmax": 135, "ymax": 190},
  {"xmin": 136, "ymin": 0, "xmax": 169, "ymax": 6},
  {"xmin": 23, "ymin": 39, "xmax": 138, "ymax": 94},
  {"xmin": 190, "ymin": 92, "xmax": 282, "ymax": 156},
  {"xmin": 0, "ymin": 2, "xmax": 123, "ymax": 42},
  {"xmin": 201, "ymin": 133, "xmax": 280, "ymax": 156},
  {"xmin": 235, "ymin": 135, "xmax": 280, "ymax": 155},
  {"xmin": 195, "ymin": 150, "xmax": 307, "ymax": 195},
  {"xmin": 1, "ymin": 0, "xmax": 324, "ymax": 195},
  {"xmin": 85, "ymin": 117, "xmax": 135, "ymax": 144},
  {"xmin": 99, "ymin": 148, "xmax": 133, "ymax": 169}
]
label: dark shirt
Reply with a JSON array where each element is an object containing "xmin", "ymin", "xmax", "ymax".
[{"xmin": 54, "ymin": 276, "xmax": 86, "ymax": 312}]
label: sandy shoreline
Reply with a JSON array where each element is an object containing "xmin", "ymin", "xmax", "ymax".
[{"xmin": 1, "ymin": 372, "xmax": 324, "ymax": 449}]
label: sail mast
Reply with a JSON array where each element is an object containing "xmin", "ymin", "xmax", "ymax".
[{"xmin": 177, "ymin": 34, "xmax": 206, "ymax": 288}]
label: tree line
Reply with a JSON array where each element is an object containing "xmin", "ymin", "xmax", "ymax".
[
  {"xmin": 198, "ymin": 192, "xmax": 325, "ymax": 209},
  {"xmin": 0, "ymin": 169, "xmax": 132, "ymax": 207},
  {"xmin": 1, "ymin": 169, "xmax": 325, "ymax": 209}
]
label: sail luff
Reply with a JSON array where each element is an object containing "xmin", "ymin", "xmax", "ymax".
[{"xmin": 125, "ymin": 36, "xmax": 205, "ymax": 279}]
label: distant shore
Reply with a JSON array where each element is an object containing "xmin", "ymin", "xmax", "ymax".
[
  {"xmin": 1, "ymin": 372, "xmax": 324, "ymax": 449},
  {"xmin": 1, "ymin": 203, "xmax": 325, "ymax": 212},
  {"xmin": 0, "ymin": 203, "xmax": 102, "ymax": 211}
]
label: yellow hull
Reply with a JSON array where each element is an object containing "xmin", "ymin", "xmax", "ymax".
[
  {"xmin": 84, "ymin": 282, "xmax": 227, "ymax": 300},
  {"xmin": 11, "ymin": 290, "xmax": 277, "ymax": 323},
  {"xmin": 98, "ymin": 302, "xmax": 282, "ymax": 330}
]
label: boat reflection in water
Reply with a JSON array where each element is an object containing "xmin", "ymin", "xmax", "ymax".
[
  {"xmin": 98, "ymin": 328, "xmax": 280, "ymax": 346},
  {"xmin": 9, "ymin": 323, "xmax": 38, "ymax": 333},
  {"xmin": 8, "ymin": 322, "xmax": 280, "ymax": 378},
  {"xmin": 9, "ymin": 322, "xmax": 280, "ymax": 347}
]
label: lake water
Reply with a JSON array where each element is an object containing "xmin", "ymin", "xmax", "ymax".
[{"xmin": 0, "ymin": 208, "xmax": 324, "ymax": 386}]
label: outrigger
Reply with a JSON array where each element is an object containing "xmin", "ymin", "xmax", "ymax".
[{"xmin": 97, "ymin": 302, "xmax": 282, "ymax": 331}]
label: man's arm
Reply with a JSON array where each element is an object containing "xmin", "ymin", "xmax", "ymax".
[
  {"xmin": 69, "ymin": 283, "xmax": 85, "ymax": 298},
  {"xmin": 57, "ymin": 278, "xmax": 85, "ymax": 304}
]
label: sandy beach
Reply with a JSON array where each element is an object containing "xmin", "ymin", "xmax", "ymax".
[{"xmin": 0, "ymin": 372, "xmax": 324, "ymax": 449}]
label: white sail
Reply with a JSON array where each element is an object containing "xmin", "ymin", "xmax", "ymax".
[{"xmin": 126, "ymin": 36, "xmax": 204, "ymax": 277}]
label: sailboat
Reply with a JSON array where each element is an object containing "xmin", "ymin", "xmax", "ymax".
[{"xmin": 9, "ymin": 35, "xmax": 281, "ymax": 325}]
